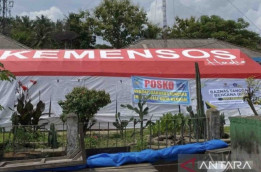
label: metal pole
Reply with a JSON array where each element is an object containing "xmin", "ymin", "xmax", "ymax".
[
  {"xmin": 107, "ymin": 122, "xmax": 109, "ymax": 148},
  {"xmin": 1, "ymin": 0, "xmax": 14, "ymax": 34},
  {"xmin": 189, "ymin": 119, "xmax": 191, "ymax": 143},
  {"xmin": 149, "ymin": 122, "xmax": 152, "ymax": 149},
  {"xmin": 162, "ymin": 0, "xmax": 168, "ymax": 48},
  {"xmin": 157, "ymin": 120, "xmax": 160, "ymax": 149},
  {"xmin": 173, "ymin": 120, "xmax": 176, "ymax": 145},
  {"xmin": 2, "ymin": 0, "xmax": 6, "ymax": 34},
  {"xmin": 115, "ymin": 80, "xmax": 122, "ymax": 115},
  {"xmin": 165, "ymin": 120, "xmax": 168, "ymax": 148},
  {"xmin": 98, "ymin": 122, "xmax": 101, "ymax": 148}
]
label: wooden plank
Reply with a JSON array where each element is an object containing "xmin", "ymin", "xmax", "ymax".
[
  {"xmin": 79, "ymin": 163, "xmax": 158, "ymax": 172},
  {"xmin": 40, "ymin": 158, "xmax": 46, "ymax": 163},
  {"xmin": 0, "ymin": 162, "xmax": 6, "ymax": 167},
  {"xmin": 205, "ymin": 147, "xmax": 231, "ymax": 154},
  {"xmin": 0, "ymin": 159, "xmax": 84, "ymax": 172}
]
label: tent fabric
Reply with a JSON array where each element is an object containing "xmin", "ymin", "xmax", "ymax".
[
  {"xmin": 1, "ymin": 49, "xmax": 261, "ymax": 78},
  {"xmin": 0, "ymin": 76, "xmax": 259, "ymax": 126},
  {"xmin": 86, "ymin": 139, "xmax": 228, "ymax": 168}
]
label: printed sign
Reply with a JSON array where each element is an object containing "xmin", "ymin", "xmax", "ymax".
[
  {"xmin": 132, "ymin": 76, "xmax": 190, "ymax": 104},
  {"xmin": 202, "ymin": 80, "xmax": 256, "ymax": 110}
]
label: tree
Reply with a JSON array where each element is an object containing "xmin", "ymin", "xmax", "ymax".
[
  {"xmin": 143, "ymin": 23, "xmax": 162, "ymax": 39},
  {"xmin": 32, "ymin": 15, "xmax": 55, "ymax": 48},
  {"xmin": 64, "ymin": 11, "xmax": 96, "ymax": 49},
  {"xmin": 58, "ymin": 87, "xmax": 111, "ymax": 134},
  {"xmin": 243, "ymin": 77, "xmax": 261, "ymax": 116},
  {"xmin": 93, "ymin": 0, "xmax": 147, "ymax": 48},
  {"xmin": 169, "ymin": 15, "xmax": 261, "ymax": 50},
  {"xmin": 10, "ymin": 16, "xmax": 34, "ymax": 47},
  {"xmin": 0, "ymin": 62, "xmax": 15, "ymax": 110}
]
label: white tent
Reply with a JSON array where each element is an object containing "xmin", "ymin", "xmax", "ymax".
[{"xmin": 1, "ymin": 48, "xmax": 261, "ymax": 126}]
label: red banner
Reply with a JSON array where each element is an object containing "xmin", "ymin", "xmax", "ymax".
[
  {"xmin": 0, "ymin": 49, "xmax": 244, "ymax": 65},
  {"xmin": 0, "ymin": 49, "xmax": 260, "ymax": 78}
]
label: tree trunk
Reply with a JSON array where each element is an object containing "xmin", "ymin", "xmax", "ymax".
[{"xmin": 247, "ymin": 99, "xmax": 259, "ymax": 116}]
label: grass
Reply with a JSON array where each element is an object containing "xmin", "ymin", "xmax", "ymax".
[
  {"xmin": 0, "ymin": 130, "xmax": 67, "ymax": 152},
  {"xmin": 224, "ymin": 126, "xmax": 230, "ymax": 134}
]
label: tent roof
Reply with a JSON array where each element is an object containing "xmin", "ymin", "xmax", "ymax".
[
  {"xmin": 127, "ymin": 39, "xmax": 261, "ymax": 58},
  {"xmin": 1, "ymin": 49, "xmax": 261, "ymax": 79}
]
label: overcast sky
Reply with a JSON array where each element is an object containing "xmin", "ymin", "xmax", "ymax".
[{"xmin": 11, "ymin": 0, "xmax": 261, "ymax": 35}]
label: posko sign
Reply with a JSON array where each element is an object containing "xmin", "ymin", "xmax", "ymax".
[{"xmin": 131, "ymin": 76, "xmax": 190, "ymax": 104}]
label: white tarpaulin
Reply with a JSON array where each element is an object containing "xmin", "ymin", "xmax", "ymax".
[{"xmin": 0, "ymin": 76, "xmax": 259, "ymax": 126}]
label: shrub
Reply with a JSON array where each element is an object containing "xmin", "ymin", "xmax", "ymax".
[
  {"xmin": 85, "ymin": 135, "xmax": 99, "ymax": 148},
  {"xmin": 135, "ymin": 138, "xmax": 148, "ymax": 151},
  {"xmin": 58, "ymin": 87, "xmax": 111, "ymax": 134},
  {"xmin": 151, "ymin": 113, "xmax": 189, "ymax": 136}
]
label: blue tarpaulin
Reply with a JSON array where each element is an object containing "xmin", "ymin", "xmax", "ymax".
[
  {"xmin": 87, "ymin": 139, "xmax": 228, "ymax": 168},
  {"xmin": 19, "ymin": 140, "xmax": 227, "ymax": 171}
]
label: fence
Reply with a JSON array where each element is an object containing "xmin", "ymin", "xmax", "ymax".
[
  {"xmin": 0, "ymin": 115, "xmax": 225, "ymax": 160},
  {"xmin": 0, "ymin": 123, "xmax": 68, "ymax": 161},
  {"xmin": 84, "ymin": 117, "xmax": 210, "ymax": 151}
]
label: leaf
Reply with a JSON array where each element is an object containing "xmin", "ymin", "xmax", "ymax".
[
  {"xmin": 0, "ymin": 105, "xmax": 4, "ymax": 111},
  {"xmin": 143, "ymin": 107, "xmax": 149, "ymax": 115},
  {"xmin": 129, "ymin": 116, "xmax": 134, "ymax": 122},
  {"xmin": 25, "ymin": 101, "xmax": 34, "ymax": 112}
]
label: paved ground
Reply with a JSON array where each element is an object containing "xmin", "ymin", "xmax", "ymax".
[{"xmin": 77, "ymin": 163, "xmax": 158, "ymax": 172}]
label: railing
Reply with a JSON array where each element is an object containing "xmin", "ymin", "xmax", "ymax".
[
  {"xmin": 0, "ymin": 116, "xmax": 226, "ymax": 160},
  {"xmin": 0, "ymin": 124, "xmax": 67, "ymax": 161},
  {"xmin": 84, "ymin": 117, "xmax": 212, "ymax": 151}
]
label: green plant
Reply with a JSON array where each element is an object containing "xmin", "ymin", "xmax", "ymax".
[
  {"xmin": 58, "ymin": 87, "xmax": 111, "ymax": 135},
  {"xmin": 12, "ymin": 126, "xmax": 44, "ymax": 147},
  {"xmin": 113, "ymin": 112, "xmax": 133, "ymax": 138},
  {"xmin": 85, "ymin": 135, "xmax": 99, "ymax": 148},
  {"xmin": 0, "ymin": 62, "xmax": 15, "ymax": 111},
  {"xmin": 135, "ymin": 138, "xmax": 147, "ymax": 151},
  {"xmin": 220, "ymin": 113, "xmax": 226, "ymax": 138},
  {"xmin": 121, "ymin": 94, "xmax": 152, "ymax": 141},
  {"xmin": 194, "ymin": 62, "xmax": 205, "ymax": 139},
  {"xmin": 11, "ymin": 80, "xmax": 45, "ymax": 127},
  {"xmin": 243, "ymin": 77, "xmax": 261, "ymax": 116},
  {"xmin": 186, "ymin": 106, "xmax": 205, "ymax": 139},
  {"xmin": 48, "ymin": 123, "xmax": 58, "ymax": 149},
  {"xmin": 93, "ymin": 0, "xmax": 147, "ymax": 48},
  {"xmin": 151, "ymin": 113, "xmax": 188, "ymax": 136}
]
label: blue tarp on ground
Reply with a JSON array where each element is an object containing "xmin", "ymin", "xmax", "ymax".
[
  {"xmin": 87, "ymin": 139, "xmax": 228, "ymax": 168},
  {"xmin": 19, "ymin": 139, "xmax": 227, "ymax": 171}
]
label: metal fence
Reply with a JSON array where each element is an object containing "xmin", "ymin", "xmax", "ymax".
[
  {"xmin": 0, "ymin": 123, "xmax": 67, "ymax": 161},
  {"xmin": 84, "ymin": 117, "xmax": 210, "ymax": 151},
  {"xmin": 0, "ymin": 116, "xmax": 225, "ymax": 160}
]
